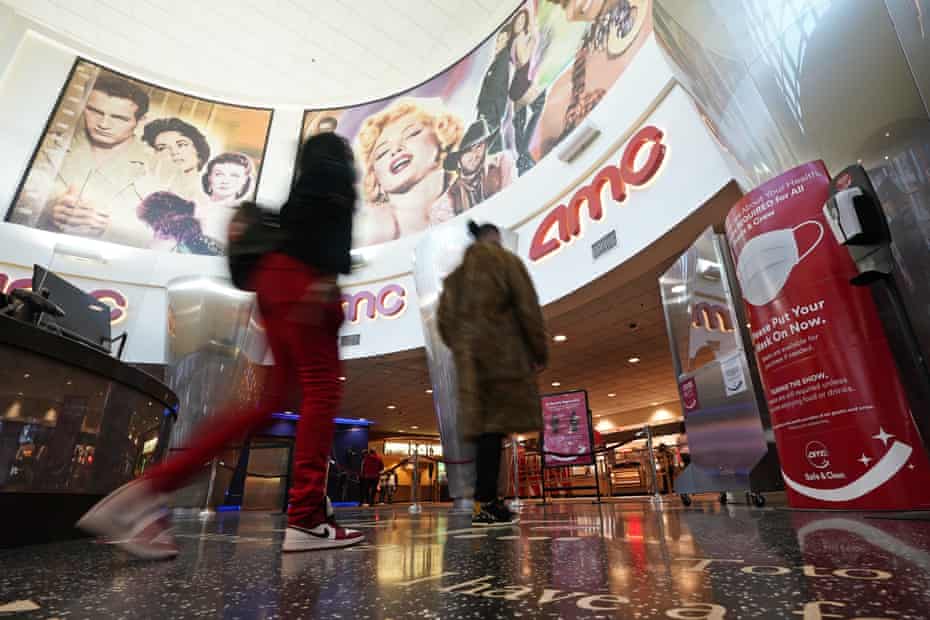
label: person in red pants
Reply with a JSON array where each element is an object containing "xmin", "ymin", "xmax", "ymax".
[{"xmin": 77, "ymin": 133, "xmax": 365, "ymax": 558}]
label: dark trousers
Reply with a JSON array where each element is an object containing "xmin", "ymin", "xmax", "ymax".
[
  {"xmin": 475, "ymin": 433, "xmax": 504, "ymax": 503},
  {"xmin": 360, "ymin": 478, "xmax": 377, "ymax": 506}
]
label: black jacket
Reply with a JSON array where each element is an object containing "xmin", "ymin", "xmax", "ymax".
[
  {"xmin": 279, "ymin": 158, "xmax": 356, "ymax": 275},
  {"xmin": 477, "ymin": 49, "xmax": 511, "ymax": 127}
]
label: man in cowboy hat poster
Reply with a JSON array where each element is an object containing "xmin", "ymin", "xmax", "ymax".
[{"xmin": 430, "ymin": 117, "xmax": 518, "ymax": 224}]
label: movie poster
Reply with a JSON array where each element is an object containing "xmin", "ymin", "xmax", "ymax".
[
  {"xmin": 6, "ymin": 59, "xmax": 273, "ymax": 256},
  {"xmin": 301, "ymin": 0, "xmax": 652, "ymax": 248},
  {"xmin": 541, "ymin": 390, "xmax": 594, "ymax": 468}
]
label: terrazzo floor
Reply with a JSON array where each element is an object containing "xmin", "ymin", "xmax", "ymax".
[{"xmin": 2, "ymin": 497, "xmax": 930, "ymax": 619}]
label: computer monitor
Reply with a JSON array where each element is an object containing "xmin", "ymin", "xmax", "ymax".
[{"xmin": 32, "ymin": 265, "xmax": 111, "ymax": 353}]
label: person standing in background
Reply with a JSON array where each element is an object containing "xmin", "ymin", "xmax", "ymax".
[
  {"xmin": 438, "ymin": 221, "xmax": 548, "ymax": 526},
  {"xmin": 360, "ymin": 449, "xmax": 384, "ymax": 506}
]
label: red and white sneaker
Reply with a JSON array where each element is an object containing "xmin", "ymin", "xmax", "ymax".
[
  {"xmin": 283, "ymin": 517, "xmax": 364, "ymax": 552},
  {"xmin": 76, "ymin": 479, "xmax": 179, "ymax": 560}
]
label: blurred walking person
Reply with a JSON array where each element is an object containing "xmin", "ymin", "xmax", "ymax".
[
  {"xmin": 438, "ymin": 221, "xmax": 548, "ymax": 526},
  {"xmin": 77, "ymin": 133, "xmax": 365, "ymax": 557}
]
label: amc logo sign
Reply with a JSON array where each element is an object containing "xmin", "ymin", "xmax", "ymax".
[
  {"xmin": 691, "ymin": 302, "xmax": 735, "ymax": 333},
  {"xmin": 805, "ymin": 441, "xmax": 830, "ymax": 470},
  {"xmin": 529, "ymin": 125, "xmax": 667, "ymax": 262},
  {"xmin": 341, "ymin": 284, "xmax": 406, "ymax": 323},
  {"xmin": 0, "ymin": 272, "xmax": 129, "ymax": 325}
]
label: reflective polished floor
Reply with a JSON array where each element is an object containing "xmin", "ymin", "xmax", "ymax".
[{"xmin": 2, "ymin": 497, "xmax": 930, "ymax": 619}]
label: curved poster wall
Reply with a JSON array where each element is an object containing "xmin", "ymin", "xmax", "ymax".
[
  {"xmin": 301, "ymin": 0, "xmax": 652, "ymax": 248},
  {"xmin": 5, "ymin": 59, "xmax": 273, "ymax": 256}
]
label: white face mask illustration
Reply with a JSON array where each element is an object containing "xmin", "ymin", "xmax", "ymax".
[{"xmin": 736, "ymin": 220, "xmax": 823, "ymax": 306}]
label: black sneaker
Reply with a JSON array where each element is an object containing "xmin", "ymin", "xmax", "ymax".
[
  {"xmin": 485, "ymin": 499, "xmax": 518, "ymax": 525},
  {"xmin": 472, "ymin": 504, "xmax": 497, "ymax": 526}
]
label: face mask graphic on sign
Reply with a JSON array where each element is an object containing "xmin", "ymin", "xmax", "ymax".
[{"xmin": 736, "ymin": 220, "xmax": 824, "ymax": 306}]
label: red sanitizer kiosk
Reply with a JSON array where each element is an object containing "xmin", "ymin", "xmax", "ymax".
[{"xmin": 724, "ymin": 161, "xmax": 930, "ymax": 511}]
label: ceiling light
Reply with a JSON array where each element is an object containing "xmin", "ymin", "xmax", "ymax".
[
  {"xmin": 670, "ymin": 284, "xmax": 686, "ymax": 293},
  {"xmin": 553, "ymin": 334, "xmax": 567, "ymax": 343},
  {"xmin": 608, "ymin": 393, "xmax": 617, "ymax": 398},
  {"xmin": 628, "ymin": 357, "xmax": 641, "ymax": 364},
  {"xmin": 595, "ymin": 420, "xmax": 614, "ymax": 432},
  {"xmin": 651, "ymin": 402, "xmax": 659, "ymax": 406},
  {"xmin": 552, "ymin": 382, "xmax": 561, "ymax": 387},
  {"xmin": 410, "ymin": 425, "xmax": 419, "ymax": 430},
  {"xmin": 885, "ymin": 132, "xmax": 891, "ymax": 137},
  {"xmin": 884, "ymin": 155, "xmax": 889, "ymax": 160},
  {"xmin": 425, "ymin": 389, "xmax": 433, "ymax": 394},
  {"xmin": 338, "ymin": 376, "xmax": 347, "ymax": 381},
  {"xmin": 23, "ymin": 373, "xmax": 30, "ymax": 379},
  {"xmin": 387, "ymin": 405, "xmax": 397, "ymax": 410}
]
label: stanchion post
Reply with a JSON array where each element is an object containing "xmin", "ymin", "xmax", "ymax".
[
  {"xmin": 409, "ymin": 451, "xmax": 422, "ymax": 514},
  {"xmin": 592, "ymin": 448, "xmax": 603, "ymax": 505},
  {"xmin": 200, "ymin": 458, "xmax": 218, "ymax": 518},
  {"xmin": 644, "ymin": 424, "xmax": 662, "ymax": 505},
  {"xmin": 510, "ymin": 435, "xmax": 523, "ymax": 510}
]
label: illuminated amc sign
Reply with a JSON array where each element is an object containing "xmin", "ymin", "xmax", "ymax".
[
  {"xmin": 341, "ymin": 283, "xmax": 406, "ymax": 323},
  {"xmin": 0, "ymin": 272, "xmax": 129, "ymax": 325},
  {"xmin": 691, "ymin": 302, "xmax": 735, "ymax": 333},
  {"xmin": 529, "ymin": 125, "xmax": 667, "ymax": 262}
]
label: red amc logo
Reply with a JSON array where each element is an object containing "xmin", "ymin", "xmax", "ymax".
[
  {"xmin": 341, "ymin": 284, "xmax": 406, "ymax": 323},
  {"xmin": 0, "ymin": 272, "xmax": 129, "ymax": 325},
  {"xmin": 529, "ymin": 125, "xmax": 667, "ymax": 262},
  {"xmin": 691, "ymin": 302, "xmax": 735, "ymax": 333}
]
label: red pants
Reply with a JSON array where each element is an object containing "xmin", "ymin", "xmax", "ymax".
[{"xmin": 145, "ymin": 253, "xmax": 343, "ymax": 525}]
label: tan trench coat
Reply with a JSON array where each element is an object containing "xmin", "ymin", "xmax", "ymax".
[{"xmin": 438, "ymin": 241, "xmax": 549, "ymax": 439}]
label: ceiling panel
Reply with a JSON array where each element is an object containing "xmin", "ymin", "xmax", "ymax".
[{"xmin": 2, "ymin": 0, "xmax": 522, "ymax": 105}]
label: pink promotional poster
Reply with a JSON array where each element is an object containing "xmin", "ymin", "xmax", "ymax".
[
  {"xmin": 724, "ymin": 160, "xmax": 930, "ymax": 510},
  {"xmin": 541, "ymin": 391, "xmax": 594, "ymax": 468}
]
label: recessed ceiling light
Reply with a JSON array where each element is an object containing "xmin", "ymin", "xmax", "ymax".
[
  {"xmin": 608, "ymin": 393, "xmax": 617, "ymax": 398},
  {"xmin": 23, "ymin": 373, "xmax": 30, "ymax": 379},
  {"xmin": 651, "ymin": 402, "xmax": 659, "ymax": 406},
  {"xmin": 553, "ymin": 334, "xmax": 567, "ymax": 343},
  {"xmin": 628, "ymin": 357, "xmax": 641, "ymax": 364},
  {"xmin": 552, "ymin": 381, "xmax": 561, "ymax": 387},
  {"xmin": 884, "ymin": 155, "xmax": 889, "ymax": 160},
  {"xmin": 410, "ymin": 425, "xmax": 419, "ymax": 430},
  {"xmin": 425, "ymin": 389, "xmax": 433, "ymax": 394},
  {"xmin": 885, "ymin": 132, "xmax": 891, "ymax": 137},
  {"xmin": 670, "ymin": 285, "xmax": 686, "ymax": 293},
  {"xmin": 387, "ymin": 405, "xmax": 397, "ymax": 410}
]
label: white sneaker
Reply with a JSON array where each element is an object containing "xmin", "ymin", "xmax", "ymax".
[
  {"xmin": 76, "ymin": 479, "xmax": 178, "ymax": 560},
  {"xmin": 282, "ymin": 520, "xmax": 365, "ymax": 552}
]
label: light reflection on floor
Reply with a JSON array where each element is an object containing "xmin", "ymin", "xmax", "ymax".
[{"xmin": 1, "ymin": 497, "xmax": 929, "ymax": 618}]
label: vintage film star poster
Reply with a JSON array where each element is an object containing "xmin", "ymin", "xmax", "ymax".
[
  {"xmin": 301, "ymin": 0, "xmax": 651, "ymax": 248},
  {"xmin": 6, "ymin": 59, "xmax": 273, "ymax": 256}
]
